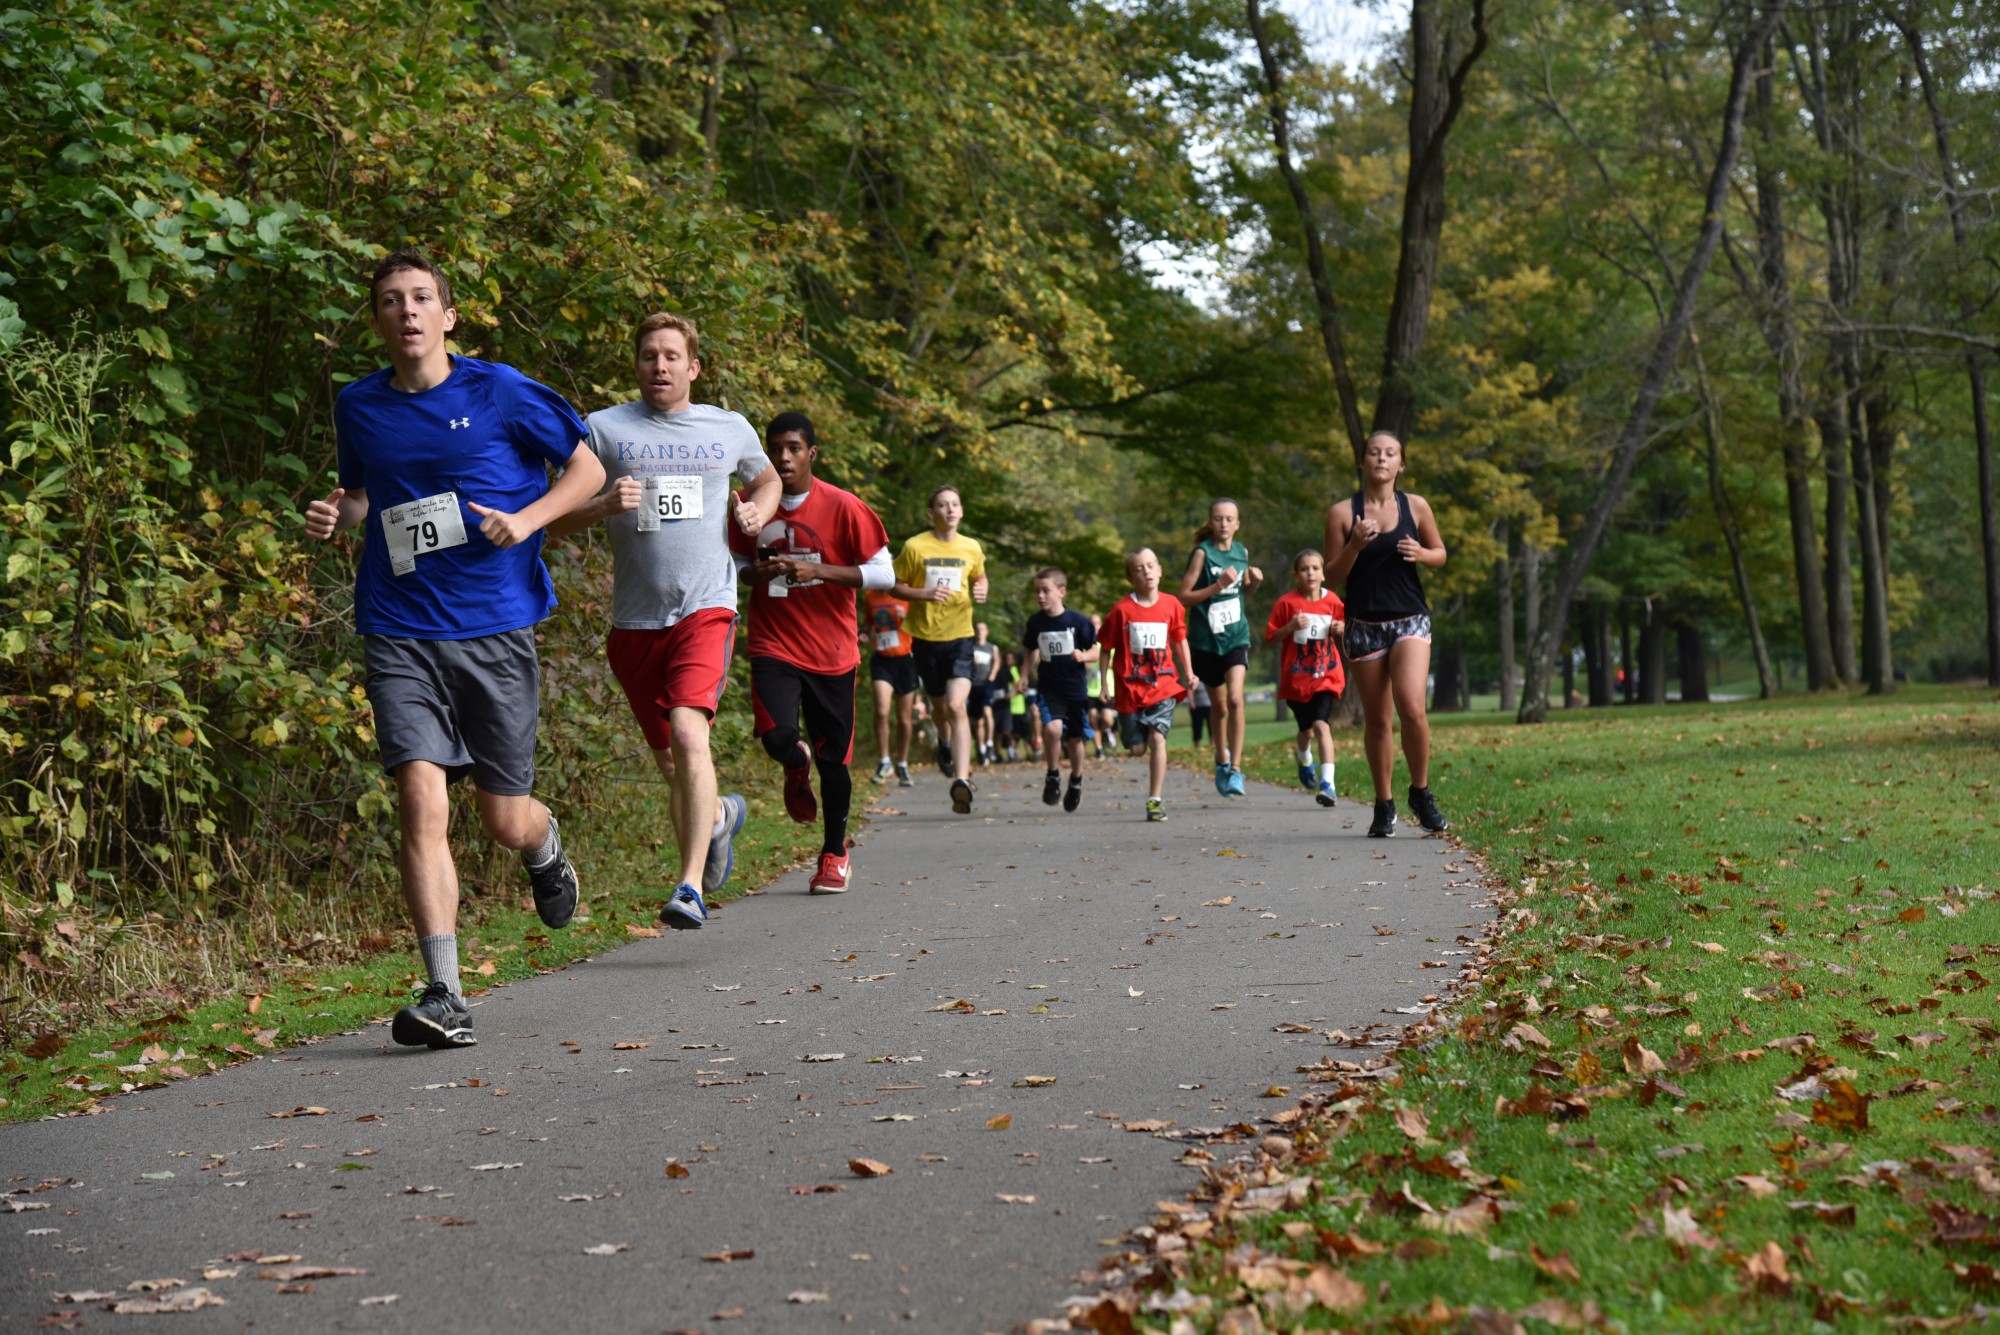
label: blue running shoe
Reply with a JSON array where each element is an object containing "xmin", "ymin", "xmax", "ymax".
[
  {"xmin": 1315, "ymin": 780, "xmax": 1338, "ymax": 808},
  {"xmin": 704, "ymin": 793, "xmax": 746, "ymax": 894},
  {"xmin": 1214, "ymin": 763, "xmax": 1230, "ymax": 796},
  {"xmin": 660, "ymin": 881, "xmax": 708, "ymax": 930},
  {"xmin": 1296, "ymin": 762, "xmax": 1316, "ymax": 791},
  {"xmin": 1225, "ymin": 768, "xmax": 1246, "ymax": 798}
]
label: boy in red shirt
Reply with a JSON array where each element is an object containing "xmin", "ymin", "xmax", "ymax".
[
  {"xmin": 1264, "ymin": 548, "xmax": 1347, "ymax": 807},
  {"xmin": 730, "ymin": 413, "xmax": 893, "ymax": 893},
  {"xmin": 1097, "ymin": 547, "xmax": 1195, "ymax": 822}
]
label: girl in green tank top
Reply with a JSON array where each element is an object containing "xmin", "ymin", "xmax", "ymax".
[{"xmin": 1178, "ymin": 498, "xmax": 1264, "ymax": 797}]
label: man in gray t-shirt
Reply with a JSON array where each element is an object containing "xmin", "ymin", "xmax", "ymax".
[{"xmin": 551, "ymin": 314, "xmax": 779, "ymax": 933}]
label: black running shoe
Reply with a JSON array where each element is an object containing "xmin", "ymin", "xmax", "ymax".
[
  {"xmin": 1063, "ymin": 774, "xmax": 1082, "ymax": 813},
  {"xmin": 391, "ymin": 982, "xmax": 474, "ymax": 1049},
  {"xmin": 937, "ymin": 740, "xmax": 953, "ymax": 776},
  {"xmin": 949, "ymin": 777, "xmax": 975, "ymax": 814},
  {"xmin": 1367, "ymin": 799, "xmax": 1398, "ymax": 838},
  {"xmin": 1042, "ymin": 771, "xmax": 1062, "ymax": 806},
  {"xmin": 525, "ymin": 816, "xmax": 578, "ymax": 929},
  {"xmin": 1409, "ymin": 785, "xmax": 1449, "ymax": 834}
]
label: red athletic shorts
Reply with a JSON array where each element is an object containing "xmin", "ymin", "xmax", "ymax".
[{"xmin": 607, "ymin": 608, "xmax": 737, "ymax": 750}]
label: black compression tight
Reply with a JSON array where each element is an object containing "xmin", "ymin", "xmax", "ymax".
[{"xmin": 761, "ymin": 725, "xmax": 851, "ymax": 855}]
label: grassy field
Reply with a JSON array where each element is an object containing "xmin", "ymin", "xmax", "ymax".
[
  {"xmin": 1120, "ymin": 685, "xmax": 2000, "ymax": 1332},
  {"xmin": 0, "ymin": 747, "xmax": 833, "ymax": 1123}
]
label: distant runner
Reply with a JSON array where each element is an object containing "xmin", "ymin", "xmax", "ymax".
[
  {"xmin": 1098, "ymin": 548, "xmax": 1193, "ymax": 822},
  {"xmin": 891, "ymin": 487, "xmax": 989, "ymax": 814},
  {"xmin": 1179, "ymin": 498, "xmax": 1263, "ymax": 798},
  {"xmin": 863, "ymin": 589, "xmax": 917, "ymax": 787},
  {"xmin": 1264, "ymin": 549, "xmax": 1346, "ymax": 807}
]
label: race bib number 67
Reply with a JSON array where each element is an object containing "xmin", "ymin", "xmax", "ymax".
[
  {"xmin": 925, "ymin": 562, "xmax": 964, "ymax": 594},
  {"xmin": 382, "ymin": 492, "xmax": 468, "ymax": 576}
]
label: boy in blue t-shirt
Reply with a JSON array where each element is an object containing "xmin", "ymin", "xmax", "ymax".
[
  {"xmin": 1021, "ymin": 566, "xmax": 1098, "ymax": 813},
  {"xmin": 302, "ymin": 250, "xmax": 605, "ymax": 1051}
]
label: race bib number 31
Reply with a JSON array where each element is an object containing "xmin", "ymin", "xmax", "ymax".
[
  {"xmin": 636, "ymin": 474, "xmax": 703, "ymax": 531},
  {"xmin": 382, "ymin": 492, "xmax": 468, "ymax": 576},
  {"xmin": 1207, "ymin": 597, "xmax": 1243, "ymax": 634}
]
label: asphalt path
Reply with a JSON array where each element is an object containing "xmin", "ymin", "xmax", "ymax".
[{"xmin": 2, "ymin": 757, "xmax": 1486, "ymax": 1333}]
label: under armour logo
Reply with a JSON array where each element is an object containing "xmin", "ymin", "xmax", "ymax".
[{"xmin": 449, "ymin": 417, "xmax": 470, "ymax": 429}]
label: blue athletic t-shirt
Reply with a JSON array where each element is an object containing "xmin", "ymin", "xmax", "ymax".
[
  {"xmin": 1024, "ymin": 609, "xmax": 1096, "ymax": 701},
  {"xmin": 335, "ymin": 357, "xmax": 587, "ymax": 639}
]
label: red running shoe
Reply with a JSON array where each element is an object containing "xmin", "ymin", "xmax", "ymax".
[
  {"xmin": 808, "ymin": 850, "xmax": 851, "ymax": 895},
  {"xmin": 783, "ymin": 764, "xmax": 816, "ymax": 824}
]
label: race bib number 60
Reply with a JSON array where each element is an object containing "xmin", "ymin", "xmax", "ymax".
[
  {"xmin": 1038, "ymin": 629, "xmax": 1076, "ymax": 660},
  {"xmin": 382, "ymin": 492, "xmax": 468, "ymax": 576},
  {"xmin": 636, "ymin": 474, "xmax": 703, "ymax": 532}
]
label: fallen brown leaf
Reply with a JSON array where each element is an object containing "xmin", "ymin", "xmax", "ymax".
[
  {"xmin": 848, "ymin": 1158, "xmax": 893, "ymax": 1178},
  {"xmin": 1742, "ymin": 1240, "xmax": 1792, "ymax": 1294}
]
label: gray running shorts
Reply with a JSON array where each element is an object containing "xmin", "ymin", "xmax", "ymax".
[
  {"xmin": 363, "ymin": 627, "xmax": 540, "ymax": 795},
  {"xmin": 1117, "ymin": 698, "xmax": 1178, "ymax": 749}
]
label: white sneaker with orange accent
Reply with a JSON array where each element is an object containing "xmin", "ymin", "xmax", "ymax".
[{"xmin": 808, "ymin": 850, "xmax": 851, "ymax": 895}]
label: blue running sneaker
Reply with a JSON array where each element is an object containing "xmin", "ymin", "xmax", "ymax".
[
  {"xmin": 1214, "ymin": 763, "xmax": 1230, "ymax": 796},
  {"xmin": 660, "ymin": 881, "xmax": 708, "ymax": 930},
  {"xmin": 1296, "ymin": 762, "xmax": 1316, "ymax": 791},
  {"xmin": 1225, "ymin": 768, "xmax": 1246, "ymax": 798},
  {"xmin": 704, "ymin": 793, "xmax": 746, "ymax": 894},
  {"xmin": 1315, "ymin": 780, "xmax": 1338, "ymax": 808}
]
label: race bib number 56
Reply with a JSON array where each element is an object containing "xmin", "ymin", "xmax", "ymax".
[
  {"xmin": 382, "ymin": 492, "xmax": 468, "ymax": 576},
  {"xmin": 636, "ymin": 474, "xmax": 703, "ymax": 532}
]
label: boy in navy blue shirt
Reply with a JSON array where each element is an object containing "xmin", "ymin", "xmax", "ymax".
[
  {"xmin": 303, "ymin": 250, "xmax": 605, "ymax": 1050},
  {"xmin": 1021, "ymin": 567, "xmax": 1097, "ymax": 813}
]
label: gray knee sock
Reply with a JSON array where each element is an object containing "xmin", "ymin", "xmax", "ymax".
[
  {"xmin": 419, "ymin": 934, "xmax": 461, "ymax": 996},
  {"xmin": 521, "ymin": 813, "xmax": 561, "ymax": 871}
]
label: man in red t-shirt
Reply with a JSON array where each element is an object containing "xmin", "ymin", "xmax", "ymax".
[
  {"xmin": 1097, "ymin": 547, "xmax": 1195, "ymax": 822},
  {"xmin": 730, "ymin": 413, "xmax": 893, "ymax": 893}
]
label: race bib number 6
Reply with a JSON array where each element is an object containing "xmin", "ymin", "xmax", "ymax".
[
  {"xmin": 1207, "ymin": 597, "xmax": 1243, "ymax": 634},
  {"xmin": 636, "ymin": 474, "xmax": 703, "ymax": 532},
  {"xmin": 1128, "ymin": 622, "xmax": 1166, "ymax": 652},
  {"xmin": 1293, "ymin": 613, "xmax": 1332, "ymax": 644},
  {"xmin": 382, "ymin": 492, "xmax": 468, "ymax": 576}
]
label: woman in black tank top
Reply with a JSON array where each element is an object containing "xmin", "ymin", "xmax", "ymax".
[{"xmin": 1323, "ymin": 432, "xmax": 1450, "ymax": 837}]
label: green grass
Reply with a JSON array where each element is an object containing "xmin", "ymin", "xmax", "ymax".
[
  {"xmin": 1141, "ymin": 684, "xmax": 2000, "ymax": 1332},
  {"xmin": 0, "ymin": 751, "xmax": 830, "ymax": 1123}
]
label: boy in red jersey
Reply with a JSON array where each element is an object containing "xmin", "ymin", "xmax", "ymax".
[
  {"xmin": 1097, "ymin": 548, "xmax": 1194, "ymax": 822},
  {"xmin": 730, "ymin": 412, "xmax": 893, "ymax": 893},
  {"xmin": 1264, "ymin": 549, "xmax": 1347, "ymax": 807}
]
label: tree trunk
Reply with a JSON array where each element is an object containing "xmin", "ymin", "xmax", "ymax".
[
  {"xmin": 1677, "ymin": 616, "xmax": 1710, "ymax": 702},
  {"xmin": 1821, "ymin": 397, "xmax": 1857, "ymax": 681},
  {"xmin": 1748, "ymin": 49, "xmax": 1837, "ymax": 689},
  {"xmin": 1517, "ymin": 2, "xmax": 1785, "ymax": 721},
  {"xmin": 1582, "ymin": 603, "xmax": 1612, "ymax": 707},
  {"xmin": 1639, "ymin": 602, "xmax": 1667, "ymax": 704},
  {"xmin": 1561, "ymin": 633, "xmax": 1577, "ymax": 709},
  {"xmin": 1900, "ymin": 20, "xmax": 1999, "ymax": 685},
  {"xmin": 699, "ymin": 8, "xmax": 730, "ymax": 176},
  {"xmin": 1434, "ymin": 639, "xmax": 1466, "ymax": 713},
  {"xmin": 1850, "ymin": 388, "xmax": 1894, "ymax": 693},
  {"xmin": 1693, "ymin": 335, "xmax": 1777, "ymax": 698},
  {"xmin": 1372, "ymin": 0, "xmax": 1491, "ymax": 443},
  {"xmin": 1522, "ymin": 540, "xmax": 1542, "ymax": 665},
  {"xmin": 1246, "ymin": 0, "xmax": 1368, "ymax": 473},
  {"xmin": 1496, "ymin": 519, "xmax": 1516, "ymax": 712}
]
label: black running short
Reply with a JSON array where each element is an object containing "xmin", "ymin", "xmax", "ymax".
[
  {"xmin": 869, "ymin": 653, "xmax": 919, "ymax": 695},
  {"xmin": 911, "ymin": 635, "xmax": 974, "ymax": 697},
  {"xmin": 1286, "ymin": 693, "xmax": 1338, "ymax": 731},
  {"xmin": 750, "ymin": 657, "xmax": 857, "ymax": 765},
  {"xmin": 1190, "ymin": 645, "xmax": 1250, "ymax": 688}
]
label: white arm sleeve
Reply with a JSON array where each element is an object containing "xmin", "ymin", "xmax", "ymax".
[{"xmin": 858, "ymin": 546, "xmax": 895, "ymax": 591}]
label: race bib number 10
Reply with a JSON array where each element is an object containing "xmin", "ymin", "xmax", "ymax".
[
  {"xmin": 382, "ymin": 492, "xmax": 469, "ymax": 576},
  {"xmin": 1207, "ymin": 597, "xmax": 1243, "ymax": 634},
  {"xmin": 636, "ymin": 474, "xmax": 703, "ymax": 532},
  {"xmin": 1128, "ymin": 622, "xmax": 1166, "ymax": 652}
]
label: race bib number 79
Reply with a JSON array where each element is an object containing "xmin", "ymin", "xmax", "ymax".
[{"xmin": 382, "ymin": 492, "xmax": 468, "ymax": 576}]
